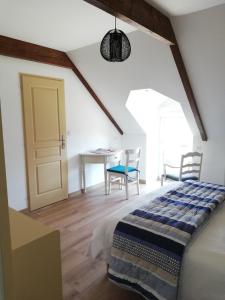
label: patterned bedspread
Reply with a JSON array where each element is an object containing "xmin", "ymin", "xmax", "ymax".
[{"xmin": 108, "ymin": 180, "xmax": 225, "ymax": 300}]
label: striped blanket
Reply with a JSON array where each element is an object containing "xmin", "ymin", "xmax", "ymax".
[{"xmin": 108, "ymin": 180, "xmax": 225, "ymax": 300}]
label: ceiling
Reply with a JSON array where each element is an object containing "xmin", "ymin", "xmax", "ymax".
[
  {"xmin": 0, "ymin": 0, "xmax": 225, "ymax": 52},
  {"xmin": 146, "ymin": 0, "xmax": 225, "ymax": 16},
  {"xmin": 0, "ymin": 0, "xmax": 134, "ymax": 52}
]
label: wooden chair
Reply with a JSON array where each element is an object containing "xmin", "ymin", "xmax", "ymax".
[
  {"xmin": 107, "ymin": 148, "xmax": 141, "ymax": 200},
  {"xmin": 161, "ymin": 152, "xmax": 203, "ymax": 186}
]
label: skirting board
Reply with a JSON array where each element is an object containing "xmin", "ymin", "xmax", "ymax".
[
  {"xmin": 68, "ymin": 182, "xmax": 105, "ymax": 198},
  {"xmin": 20, "ymin": 179, "xmax": 147, "ymax": 212},
  {"xmin": 19, "ymin": 183, "xmax": 105, "ymax": 213},
  {"xmin": 69, "ymin": 179, "xmax": 146, "ymax": 198},
  {"xmin": 139, "ymin": 179, "xmax": 146, "ymax": 184}
]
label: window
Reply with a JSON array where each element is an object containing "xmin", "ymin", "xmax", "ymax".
[{"xmin": 126, "ymin": 89, "xmax": 193, "ymax": 182}]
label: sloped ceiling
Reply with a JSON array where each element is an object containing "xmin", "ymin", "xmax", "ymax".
[
  {"xmin": 68, "ymin": 30, "xmax": 198, "ymax": 136},
  {"xmin": 172, "ymin": 4, "xmax": 225, "ymax": 184},
  {"xmin": 145, "ymin": 0, "xmax": 225, "ymax": 16},
  {"xmin": 0, "ymin": 0, "xmax": 134, "ymax": 51},
  {"xmin": 172, "ymin": 4, "xmax": 225, "ymax": 141},
  {"xmin": 0, "ymin": 0, "xmax": 224, "ymax": 52},
  {"xmin": 68, "ymin": 4, "xmax": 225, "ymax": 184},
  {"xmin": 0, "ymin": 0, "xmax": 224, "ymax": 141}
]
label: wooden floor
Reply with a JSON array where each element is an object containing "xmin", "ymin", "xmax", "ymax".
[{"xmin": 26, "ymin": 183, "xmax": 161, "ymax": 300}]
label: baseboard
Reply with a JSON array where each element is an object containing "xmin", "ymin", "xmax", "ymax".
[
  {"xmin": 139, "ymin": 179, "xmax": 146, "ymax": 184},
  {"xmin": 19, "ymin": 183, "xmax": 105, "ymax": 212},
  {"xmin": 20, "ymin": 208, "xmax": 29, "ymax": 214},
  {"xmin": 68, "ymin": 190, "xmax": 82, "ymax": 198},
  {"xmin": 68, "ymin": 182, "xmax": 104, "ymax": 198},
  {"xmin": 21, "ymin": 180, "xmax": 145, "ymax": 209}
]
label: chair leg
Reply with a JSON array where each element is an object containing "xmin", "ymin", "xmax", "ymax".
[
  {"xmin": 161, "ymin": 175, "xmax": 164, "ymax": 186},
  {"xmin": 125, "ymin": 177, "xmax": 129, "ymax": 200},
  {"xmin": 119, "ymin": 178, "xmax": 123, "ymax": 190},
  {"xmin": 137, "ymin": 172, "xmax": 140, "ymax": 195},
  {"xmin": 107, "ymin": 174, "xmax": 111, "ymax": 195}
]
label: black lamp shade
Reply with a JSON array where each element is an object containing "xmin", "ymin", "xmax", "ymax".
[{"xmin": 100, "ymin": 29, "xmax": 131, "ymax": 62}]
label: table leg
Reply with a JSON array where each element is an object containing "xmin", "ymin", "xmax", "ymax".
[
  {"xmin": 80, "ymin": 157, "xmax": 86, "ymax": 193},
  {"xmin": 104, "ymin": 162, "xmax": 107, "ymax": 195}
]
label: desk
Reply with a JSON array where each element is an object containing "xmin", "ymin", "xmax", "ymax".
[{"xmin": 80, "ymin": 150, "xmax": 122, "ymax": 194}]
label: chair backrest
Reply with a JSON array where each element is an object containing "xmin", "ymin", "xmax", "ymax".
[
  {"xmin": 179, "ymin": 152, "xmax": 203, "ymax": 181},
  {"xmin": 125, "ymin": 148, "xmax": 141, "ymax": 175}
]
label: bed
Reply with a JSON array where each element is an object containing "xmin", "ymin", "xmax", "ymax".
[{"xmin": 89, "ymin": 181, "xmax": 225, "ymax": 300}]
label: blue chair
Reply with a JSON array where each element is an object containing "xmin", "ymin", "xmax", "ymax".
[
  {"xmin": 161, "ymin": 152, "xmax": 203, "ymax": 186},
  {"xmin": 107, "ymin": 148, "xmax": 141, "ymax": 200}
]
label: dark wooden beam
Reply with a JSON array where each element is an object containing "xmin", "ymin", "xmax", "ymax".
[
  {"xmin": 170, "ymin": 43, "xmax": 207, "ymax": 141},
  {"xmin": 0, "ymin": 35, "xmax": 123, "ymax": 135},
  {"xmin": 84, "ymin": 0, "xmax": 176, "ymax": 45},
  {"xmin": 84, "ymin": 0, "xmax": 207, "ymax": 141},
  {"xmin": 0, "ymin": 35, "xmax": 73, "ymax": 68},
  {"xmin": 66, "ymin": 55, "xmax": 123, "ymax": 135}
]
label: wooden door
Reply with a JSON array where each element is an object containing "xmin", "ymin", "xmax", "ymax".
[{"xmin": 21, "ymin": 74, "xmax": 68, "ymax": 211}]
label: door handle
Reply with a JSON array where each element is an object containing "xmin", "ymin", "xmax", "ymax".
[{"xmin": 59, "ymin": 135, "xmax": 66, "ymax": 149}]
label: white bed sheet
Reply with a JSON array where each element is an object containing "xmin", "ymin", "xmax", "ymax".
[{"xmin": 89, "ymin": 182, "xmax": 225, "ymax": 300}]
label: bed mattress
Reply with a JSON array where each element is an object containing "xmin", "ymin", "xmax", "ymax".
[{"xmin": 89, "ymin": 182, "xmax": 225, "ymax": 300}]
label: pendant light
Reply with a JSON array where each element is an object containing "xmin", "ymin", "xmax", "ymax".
[{"xmin": 100, "ymin": 17, "xmax": 131, "ymax": 62}]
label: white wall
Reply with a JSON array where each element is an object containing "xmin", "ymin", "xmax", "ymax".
[
  {"xmin": 0, "ymin": 56, "xmax": 121, "ymax": 210},
  {"xmin": 1, "ymin": 4, "xmax": 224, "ymax": 212},
  {"xmin": 70, "ymin": 11, "xmax": 225, "ymax": 185},
  {"xmin": 69, "ymin": 31, "xmax": 198, "ymax": 136},
  {"xmin": 68, "ymin": 30, "xmax": 199, "ymax": 181},
  {"xmin": 172, "ymin": 4, "xmax": 225, "ymax": 185}
]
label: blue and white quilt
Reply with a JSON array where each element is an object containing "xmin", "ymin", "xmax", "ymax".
[{"xmin": 108, "ymin": 180, "xmax": 225, "ymax": 300}]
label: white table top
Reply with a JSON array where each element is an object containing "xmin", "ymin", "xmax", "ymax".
[{"xmin": 80, "ymin": 149, "xmax": 122, "ymax": 156}]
